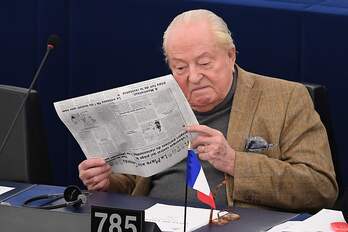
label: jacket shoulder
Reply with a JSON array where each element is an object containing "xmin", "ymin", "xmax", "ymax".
[{"xmin": 238, "ymin": 67, "xmax": 309, "ymax": 101}]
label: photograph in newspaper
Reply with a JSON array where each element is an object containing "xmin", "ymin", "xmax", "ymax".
[{"xmin": 54, "ymin": 74, "xmax": 198, "ymax": 177}]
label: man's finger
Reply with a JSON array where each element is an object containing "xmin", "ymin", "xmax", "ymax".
[
  {"xmin": 79, "ymin": 158, "xmax": 106, "ymax": 170},
  {"xmin": 90, "ymin": 179, "xmax": 109, "ymax": 191},
  {"xmin": 191, "ymin": 135, "xmax": 220, "ymax": 148},
  {"xmin": 80, "ymin": 164, "xmax": 111, "ymax": 181}
]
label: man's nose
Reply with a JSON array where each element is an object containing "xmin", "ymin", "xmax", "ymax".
[{"xmin": 188, "ymin": 66, "xmax": 203, "ymax": 83}]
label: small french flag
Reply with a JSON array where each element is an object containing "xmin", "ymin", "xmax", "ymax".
[{"xmin": 186, "ymin": 149, "xmax": 216, "ymax": 209}]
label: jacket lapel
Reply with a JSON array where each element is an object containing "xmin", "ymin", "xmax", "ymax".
[
  {"xmin": 225, "ymin": 66, "xmax": 262, "ymax": 207},
  {"xmin": 227, "ymin": 66, "xmax": 262, "ymax": 152}
]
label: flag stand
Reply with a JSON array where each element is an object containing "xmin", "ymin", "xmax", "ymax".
[{"xmin": 184, "ymin": 142, "xmax": 216, "ymax": 231}]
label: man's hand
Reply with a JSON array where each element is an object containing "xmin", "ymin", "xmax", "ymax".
[
  {"xmin": 186, "ymin": 125, "xmax": 236, "ymax": 176},
  {"xmin": 78, "ymin": 158, "xmax": 112, "ymax": 191}
]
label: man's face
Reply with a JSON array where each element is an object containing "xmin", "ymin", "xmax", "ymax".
[{"xmin": 166, "ymin": 20, "xmax": 236, "ymax": 112}]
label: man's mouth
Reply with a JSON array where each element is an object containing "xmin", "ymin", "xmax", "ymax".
[{"xmin": 191, "ymin": 86, "xmax": 209, "ymax": 92}]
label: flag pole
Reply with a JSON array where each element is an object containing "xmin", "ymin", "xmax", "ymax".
[
  {"xmin": 184, "ymin": 142, "xmax": 190, "ymax": 232},
  {"xmin": 184, "ymin": 175, "xmax": 188, "ymax": 232}
]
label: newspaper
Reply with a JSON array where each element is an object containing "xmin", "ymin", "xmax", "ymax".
[{"xmin": 54, "ymin": 74, "xmax": 198, "ymax": 177}]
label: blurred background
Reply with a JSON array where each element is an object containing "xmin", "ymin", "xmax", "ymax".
[{"xmin": 0, "ymin": 0, "xmax": 346, "ymax": 192}]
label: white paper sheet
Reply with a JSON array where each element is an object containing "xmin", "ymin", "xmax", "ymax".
[
  {"xmin": 267, "ymin": 209, "xmax": 347, "ymax": 232},
  {"xmin": 0, "ymin": 186, "xmax": 14, "ymax": 195},
  {"xmin": 145, "ymin": 203, "xmax": 225, "ymax": 232}
]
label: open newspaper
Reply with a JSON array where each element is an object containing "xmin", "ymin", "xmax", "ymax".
[{"xmin": 54, "ymin": 74, "xmax": 198, "ymax": 177}]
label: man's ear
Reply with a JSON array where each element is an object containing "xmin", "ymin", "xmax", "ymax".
[{"xmin": 227, "ymin": 47, "xmax": 236, "ymax": 64}]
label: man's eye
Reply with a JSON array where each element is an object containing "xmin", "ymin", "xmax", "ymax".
[
  {"xmin": 176, "ymin": 66, "xmax": 186, "ymax": 71},
  {"xmin": 199, "ymin": 61, "xmax": 210, "ymax": 66}
]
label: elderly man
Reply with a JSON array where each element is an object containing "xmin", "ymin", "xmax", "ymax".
[{"xmin": 78, "ymin": 9, "xmax": 338, "ymax": 211}]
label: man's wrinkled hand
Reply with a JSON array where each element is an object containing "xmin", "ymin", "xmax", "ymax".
[
  {"xmin": 78, "ymin": 158, "xmax": 112, "ymax": 191},
  {"xmin": 186, "ymin": 125, "xmax": 236, "ymax": 176}
]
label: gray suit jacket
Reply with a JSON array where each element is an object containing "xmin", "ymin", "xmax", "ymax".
[{"xmin": 108, "ymin": 66, "xmax": 338, "ymax": 211}]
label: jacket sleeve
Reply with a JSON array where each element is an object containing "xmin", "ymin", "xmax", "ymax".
[
  {"xmin": 108, "ymin": 174, "xmax": 150, "ymax": 196},
  {"xmin": 233, "ymin": 84, "xmax": 338, "ymax": 211},
  {"xmin": 108, "ymin": 173, "xmax": 137, "ymax": 194}
]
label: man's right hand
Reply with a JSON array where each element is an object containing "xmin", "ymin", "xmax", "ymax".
[{"xmin": 78, "ymin": 158, "xmax": 112, "ymax": 191}]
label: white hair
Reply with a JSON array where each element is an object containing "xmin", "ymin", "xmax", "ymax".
[{"xmin": 162, "ymin": 9, "xmax": 235, "ymax": 60}]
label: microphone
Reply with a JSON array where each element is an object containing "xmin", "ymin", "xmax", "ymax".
[
  {"xmin": 22, "ymin": 185, "xmax": 88, "ymax": 209},
  {"xmin": 0, "ymin": 34, "xmax": 60, "ymax": 156}
]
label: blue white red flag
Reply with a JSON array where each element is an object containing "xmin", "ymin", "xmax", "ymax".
[{"xmin": 186, "ymin": 149, "xmax": 216, "ymax": 209}]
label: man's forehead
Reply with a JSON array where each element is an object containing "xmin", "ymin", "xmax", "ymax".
[
  {"xmin": 169, "ymin": 50, "xmax": 214, "ymax": 63},
  {"xmin": 167, "ymin": 24, "xmax": 219, "ymax": 59}
]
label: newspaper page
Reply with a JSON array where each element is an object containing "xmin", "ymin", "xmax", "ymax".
[{"xmin": 54, "ymin": 74, "xmax": 198, "ymax": 177}]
